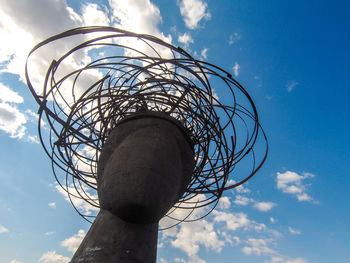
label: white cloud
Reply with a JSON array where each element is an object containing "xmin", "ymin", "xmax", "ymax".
[
  {"xmin": 48, "ymin": 202, "xmax": 56, "ymax": 209},
  {"xmin": 253, "ymin": 201, "xmax": 276, "ymax": 212},
  {"xmin": 232, "ymin": 62, "xmax": 240, "ymax": 77},
  {"xmin": 10, "ymin": 260, "xmax": 22, "ymax": 263},
  {"xmin": 60, "ymin": 229, "xmax": 85, "ymax": 253},
  {"xmin": 233, "ymin": 195, "xmax": 252, "ymax": 206},
  {"xmin": 242, "ymin": 238, "xmax": 276, "ymax": 256},
  {"xmin": 276, "ymin": 171, "xmax": 317, "ymax": 203},
  {"xmin": 0, "ymin": 102, "xmax": 26, "ymax": 138},
  {"xmin": 213, "ymin": 211, "xmax": 250, "ymax": 231},
  {"xmin": 285, "ymin": 258, "xmax": 307, "ymax": 263},
  {"xmin": 0, "ymin": 83, "xmax": 23, "ymax": 103},
  {"xmin": 286, "ymin": 80, "xmax": 298, "ymax": 92},
  {"xmin": 177, "ymin": 0, "xmax": 211, "ymax": 29},
  {"xmin": 219, "ymin": 231, "xmax": 241, "ymax": 246},
  {"xmin": 0, "ymin": 0, "xmax": 82, "ymax": 79},
  {"xmin": 229, "ymin": 32, "xmax": 241, "ymax": 45},
  {"xmin": 270, "ymin": 217, "xmax": 276, "ymax": 224},
  {"xmin": 266, "ymin": 257, "xmax": 285, "ymax": 263},
  {"xmin": 200, "ymin": 48, "xmax": 208, "ymax": 59},
  {"xmin": 0, "ymin": 84, "xmax": 41, "ymax": 141},
  {"xmin": 45, "ymin": 231, "xmax": 55, "ymax": 236},
  {"xmin": 178, "ymin": 32, "xmax": 194, "ymax": 47},
  {"xmin": 218, "ymin": 196, "xmax": 231, "ymax": 210},
  {"xmin": 25, "ymin": 134, "xmax": 40, "ymax": 144},
  {"xmin": 187, "ymin": 255, "xmax": 206, "ymax": 263},
  {"xmin": 160, "ymin": 194, "xmax": 210, "ymax": 231},
  {"xmin": 171, "ymin": 220, "xmax": 225, "ymax": 257},
  {"xmin": 56, "ymin": 184, "xmax": 99, "ymax": 216},
  {"xmin": 39, "ymin": 251, "xmax": 70, "ymax": 263},
  {"xmin": 82, "ymin": 3, "xmax": 110, "ymax": 26},
  {"xmin": 234, "ymin": 183, "xmax": 251, "ymax": 194},
  {"xmin": 288, "ymin": 227, "xmax": 301, "ymax": 235},
  {"xmin": 0, "ymin": 224, "xmax": 8, "ymax": 233},
  {"xmin": 162, "ymin": 207, "xmax": 292, "ymax": 263},
  {"xmin": 109, "ymin": 0, "xmax": 171, "ymax": 42},
  {"xmin": 264, "ymin": 256, "xmax": 307, "ymax": 263}
]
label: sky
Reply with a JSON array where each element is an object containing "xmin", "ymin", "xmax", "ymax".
[{"xmin": 0, "ymin": 0, "xmax": 349, "ymax": 263}]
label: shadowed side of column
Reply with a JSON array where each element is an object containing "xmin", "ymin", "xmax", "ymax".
[{"xmin": 71, "ymin": 209, "xmax": 158, "ymax": 262}]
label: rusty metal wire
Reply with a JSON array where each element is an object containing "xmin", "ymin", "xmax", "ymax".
[{"xmin": 25, "ymin": 26, "xmax": 268, "ymax": 226}]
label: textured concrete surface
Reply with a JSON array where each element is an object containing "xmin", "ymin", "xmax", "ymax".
[
  {"xmin": 71, "ymin": 209, "xmax": 158, "ymax": 263},
  {"xmin": 98, "ymin": 114, "xmax": 194, "ymax": 223},
  {"xmin": 72, "ymin": 113, "xmax": 194, "ymax": 262}
]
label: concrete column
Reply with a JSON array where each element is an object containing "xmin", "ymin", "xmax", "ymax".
[{"xmin": 71, "ymin": 209, "xmax": 158, "ymax": 262}]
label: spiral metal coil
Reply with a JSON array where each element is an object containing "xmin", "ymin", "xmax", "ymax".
[{"xmin": 25, "ymin": 27, "xmax": 268, "ymax": 227}]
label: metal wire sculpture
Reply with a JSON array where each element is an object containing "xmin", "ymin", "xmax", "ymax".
[{"xmin": 25, "ymin": 26, "xmax": 268, "ymax": 227}]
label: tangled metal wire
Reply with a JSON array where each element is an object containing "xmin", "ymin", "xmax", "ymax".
[{"xmin": 25, "ymin": 26, "xmax": 268, "ymax": 226}]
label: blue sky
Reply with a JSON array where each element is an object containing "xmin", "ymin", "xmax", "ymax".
[{"xmin": 0, "ymin": 0, "xmax": 349, "ymax": 262}]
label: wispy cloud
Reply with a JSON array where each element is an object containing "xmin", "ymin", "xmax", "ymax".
[
  {"xmin": 288, "ymin": 227, "xmax": 301, "ymax": 235},
  {"xmin": 286, "ymin": 80, "xmax": 298, "ymax": 92},
  {"xmin": 178, "ymin": 32, "xmax": 194, "ymax": 47},
  {"xmin": 56, "ymin": 184, "xmax": 99, "ymax": 216},
  {"xmin": 233, "ymin": 62, "xmax": 240, "ymax": 77},
  {"xmin": 233, "ymin": 195, "xmax": 252, "ymax": 206},
  {"xmin": 48, "ymin": 202, "xmax": 56, "ymax": 209},
  {"xmin": 0, "ymin": 224, "xmax": 8, "ymax": 233},
  {"xmin": 229, "ymin": 32, "xmax": 241, "ymax": 45},
  {"xmin": 200, "ymin": 48, "xmax": 208, "ymax": 59},
  {"xmin": 177, "ymin": 0, "xmax": 211, "ymax": 29},
  {"xmin": 242, "ymin": 238, "xmax": 276, "ymax": 256}
]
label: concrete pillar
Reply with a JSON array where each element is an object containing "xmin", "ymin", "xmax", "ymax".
[
  {"xmin": 71, "ymin": 209, "xmax": 158, "ymax": 262},
  {"xmin": 71, "ymin": 112, "xmax": 194, "ymax": 262}
]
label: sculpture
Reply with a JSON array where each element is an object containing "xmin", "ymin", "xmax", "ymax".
[{"xmin": 26, "ymin": 26, "xmax": 267, "ymax": 262}]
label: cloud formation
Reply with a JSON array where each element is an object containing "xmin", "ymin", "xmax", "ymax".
[
  {"xmin": 0, "ymin": 102, "xmax": 26, "ymax": 138},
  {"xmin": 276, "ymin": 171, "xmax": 317, "ymax": 203},
  {"xmin": 286, "ymin": 80, "xmax": 298, "ymax": 92},
  {"xmin": 0, "ymin": 223, "xmax": 8, "ymax": 233},
  {"xmin": 109, "ymin": 0, "xmax": 171, "ymax": 42},
  {"xmin": 177, "ymin": 0, "xmax": 211, "ymax": 29},
  {"xmin": 229, "ymin": 32, "xmax": 241, "ymax": 45},
  {"xmin": 171, "ymin": 219, "xmax": 225, "ymax": 257},
  {"xmin": 288, "ymin": 227, "xmax": 301, "ymax": 235},
  {"xmin": 56, "ymin": 184, "xmax": 99, "ymax": 216},
  {"xmin": 253, "ymin": 202, "xmax": 276, "ymax": 212},
  {"xmin": 48, "ymin": 202, "xmax": 56, "ymax": 209},
  {"xmin": 242, "ymin": 238, "xmax": 275, "ymax": 256},
  {"xmin": 178, "ymin": 32, "xmax": 194, "ymax": 47},
  {"xmin": 39, "ymin": 251, "xmax": 70, "ymax": 263},
  {"xmin": 233, "ymin": 62, "xmax": 240, "ymax": 77},
  {"xmin": 0, "ymin": 83, "xmax": 23, "ymax": 103},
  {"xmin": 61, "ymin": 229, "xmax": 86, "ymax": 253}
]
